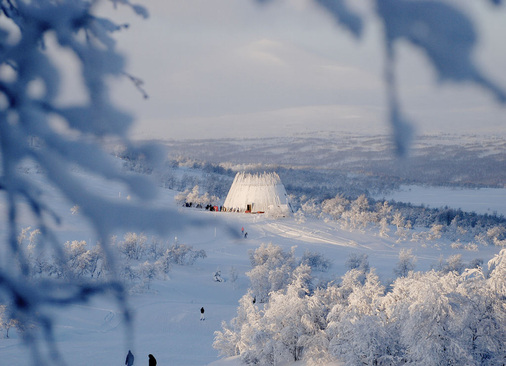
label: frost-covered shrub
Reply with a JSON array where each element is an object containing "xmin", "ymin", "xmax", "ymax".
[
  {"xmin": 154, "ymin": 254, "xmax": 171, "ymax": 278},
  {"xmin": 393, "ymin": 248, "xmax": 416, "ymax": 278},
  {"xmin": 301, "ymin": 250, "xmax": 332, "ymax": 272},
  {"xmin": 164, "ymin": 244, "xmax": 207, "ymax": 266},
  {"xmin": 444, "ymin": 254, "xmax": 465, "ymax": 274},
  {"xmin": 120, "ymin": 263, "xmax": 141, "ymax": 284},
  {"xmin": 345, "ymin": 252, "xmax": 369, "ymax": 274},
  {"xmin": 64, "ymin": 240, "xmax": 101, "ymax": 279},
  {"xmin": 248, "ymin": 242, "xmax": 295, "ymax": 267},
  {"xmin": 321, "ymin": 194, "xmax": 349, "ymax": 220},
  {"xmin": 144, "ymin": 237, "xmax": 166, "ymax": 260},
  {"xmin": 0, "ymin": 305, "xmax": 21, "ymax": 339},
  {"xmin": 301, "ymin": 199, "xmax": 321, "ymax": 218},
  {"xmin": 117, "ymin": 233, "xmax": 147, "ymax": 261},
  {"xmin": 177, "ymin": 185, "xmax": 220, "ymax": 208},
  {"xmin": 340, "ymin": 195, "xmax": 373, "ymax": 231},
  {"xmin": 140, "ymin": 261, "xmax": 157, "ymax": 290},
  {"xmin": 15, "ymin": 230, "xmax": 206, "ymax": 288}
]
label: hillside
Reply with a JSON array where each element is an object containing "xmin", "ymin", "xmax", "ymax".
[{"xmin": 1, "ymin": 161, "xmax": 503, "ymax": 365}]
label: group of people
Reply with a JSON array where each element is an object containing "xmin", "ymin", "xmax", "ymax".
[
  {"xmin": 184, "ymin": 202, "xmax": 222, "ymax": 212},
  {"xmin": 125, "ymin": 350, "xmax": 156, "ymax": 366}
]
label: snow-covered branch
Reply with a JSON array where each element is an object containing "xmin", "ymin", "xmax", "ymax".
[{"xmin": 0, "ymin": 1, "xmax": 201, "ymax": 364}]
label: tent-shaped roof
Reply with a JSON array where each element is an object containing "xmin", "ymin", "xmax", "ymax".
[{"xmin": 223, "ymin": 172, "xmax": 291, "ymax": 215}]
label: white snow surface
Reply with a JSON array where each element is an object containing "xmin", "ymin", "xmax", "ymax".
[{"xmin": 0, "ymin": 166, "xmax": 503, "ymax": 366}]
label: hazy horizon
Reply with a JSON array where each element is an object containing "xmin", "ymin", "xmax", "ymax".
[{"xmin": 91, "ymin": 0, "xmax": 506, "ymax": 141}]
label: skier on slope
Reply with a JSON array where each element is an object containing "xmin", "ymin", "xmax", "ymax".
[
  {"xmin": 125, "ymin": 350, "xmax": 134, "ymax": 366},
  {"xmin": 200, "ymin": 306, "xmax": 205, "ymax": 320},
  {"xmin": 148, "ymin": 354, "xmax": 157, "ymax": 366}
]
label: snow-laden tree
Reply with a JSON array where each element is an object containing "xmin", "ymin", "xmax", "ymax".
[
  {"xmin": 214, "ymin": 290, "xmax": 262, "ymax": 358},
  {"xmin": 186, "ymin": 185, "xmax": 201, "ymax": 205},
  {"xmin": 345, "ymin": 252, "xmax": 369, "ymax": 276},
  {"xmin": 223, "ymin": 265, "xmax": 333, "ymax": 365},
  {"xmin": 321, "ymin": 194, "xmax": 349, "ymax": 221},
  {"xmin": 0, "ymin": 1, "xmax": 201, "ymax": 364},
  {"xmin": 63, "ymin": 240, "xmax": 101, "ymax": 279},
  {"xmin": 393, "ymin": 248, "xmax": 416, "ymax": 278},
  {"xmin": 327, "ymin": 270, "xmax": 391, "ymax": 366},
  {"xmin": 139, "ymin": 261, "xmax": 157, "ymax": 290},
  {"xmin": 487, "ymin": 226, "xmax": 506, "ymax": 247},
  {"xmin": 428, "ymin": 223, "xmax": 444, "ymax": 241},
  {"xmin": 375, "ymin": 201, "xmax": 392, "ymax": 238},
  {"xmin": 457, "ymin": 265, "xmax": 506, "ymax": 365},
  {"xmin": 117, "ymin": 232, "xmax": 147, "ymax": 261},
  {"xmin": 301, "ymin": 198, "xmax": 321, "ymax": 218},
  {"xmin": 174, "ymin": 189, "xmax": 188, "ymax": 206},
  {"xmin": 0, "ymin": 304, "xmax": 21, "ymax": 338},
  {"xmin": 247, "ymin": 243, "xmax": 297, "ymax": 302},
  {"xmin": 256, "ymin": 265, "xmax": 313, "ymax": 364},
  {"xmin": 487, "ymin": 248, "xmax": 506, "ymax": 298},
  {"xmin": 383, "ymin": 271, "xmax": 474, "ymax": 365},
  {"xmin": 432, "ymin": 253, "xmax": 466, "ymax": 274},
  {"xmin": 392, "ymin": 210, "xmax": 411, "ymax": 242},
  {"xmin": 301, "ymin": 250, "xmax": 332, "ymax": 273},
  {"xmin": 341, "ymin": 195, "xmax": 371, "ymax": 232}
]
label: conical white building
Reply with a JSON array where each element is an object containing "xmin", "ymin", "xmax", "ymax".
[{"xmin": 223, "ymin": 172, "xmax": 292, "ymax": 215}]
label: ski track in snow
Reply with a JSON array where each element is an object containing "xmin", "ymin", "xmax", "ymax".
[{"xmin": 264, "ymin": 221, "xmax": 364, "ymax": 248}]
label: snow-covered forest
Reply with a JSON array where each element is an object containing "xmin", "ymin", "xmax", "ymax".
[{"xmin": 215, "ymin": 244, "xmax": 506, "ymax": 366}]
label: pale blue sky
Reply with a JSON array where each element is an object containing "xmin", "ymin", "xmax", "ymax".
[{"xmin": 100, "ymin": 0, "xmax": 506, "ymax": 140}]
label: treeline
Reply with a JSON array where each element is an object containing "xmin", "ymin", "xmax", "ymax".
[
  {"xmin": 357, "ymin": 144, "xmax": 506, "ymax": 188},
  {"xmin": 298, "ymin": 194, "xmax": 506, "ymax": 248},
  {"xmin": 214, "ymin": 244, "xmax": 506, "ymax": 366},
  {"xmin": 161, "ymin": 135, "xmax": 506, "ymax": 189},
  {"xmin": 114, "ymin": 146, "xmax": 506, "ymax": 248}
]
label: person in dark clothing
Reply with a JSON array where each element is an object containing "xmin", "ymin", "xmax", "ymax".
[
  {"xmin": 148, "ymin": 354, "xmax": 157, "ymax": 366},
  {"xmin": 200, "ymin": 306, "xmax": 205, "ymax": 320},
  {"xmin": 125, "ymin": 350, "xmax": 134, "ymax": 366},
  {"xmin": 244, "ymin": 232, "xmax": 248, "ymax": 238}
]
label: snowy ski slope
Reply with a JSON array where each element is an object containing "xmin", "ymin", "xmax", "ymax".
[{"xmin": 0, "ymin": 165, "xmax": 503, "ymax": 366}]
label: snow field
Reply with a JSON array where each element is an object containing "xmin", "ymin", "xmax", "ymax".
[
  {"xmin": 377, "ymin": 185, "xmax": 506, "ymax": 216},
  {"xmin": 1, "ymin": 165, "xmax": 504, "ymax": 365}
]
